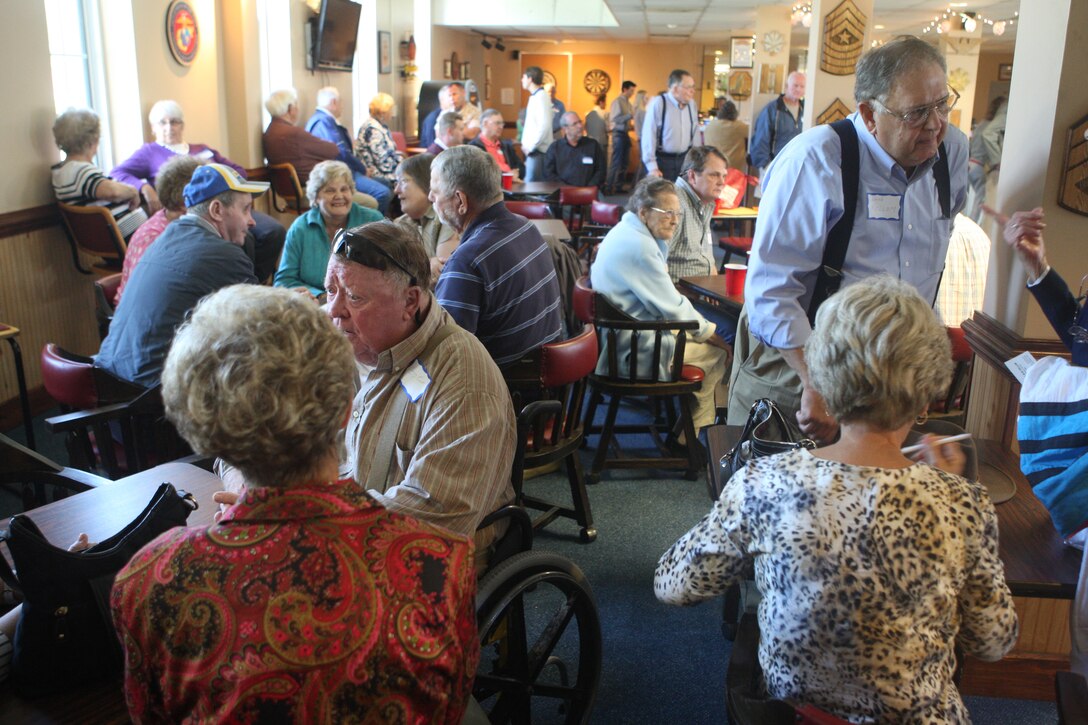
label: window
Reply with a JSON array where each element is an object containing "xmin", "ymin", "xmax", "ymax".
[
  {"xmin": 44, "ymin": 0, "xmax": 112, "ymax": 163},
  {"xmin": 257, "ymin": 0, "xmax": 294, "ymax": 128}
]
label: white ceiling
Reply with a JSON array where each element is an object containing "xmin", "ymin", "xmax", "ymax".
[{"xmin": 451, "ymin": 0, "xmax": 1021, "ymax": 50}]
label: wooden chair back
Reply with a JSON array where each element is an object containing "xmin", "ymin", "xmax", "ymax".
[
  {"xmin": 267, "ymin": 163, "xmax": 307, "ymax": 215},
  {"xmin": 57, "ymin": 202, "xmax": 127, "ymax": 274}
]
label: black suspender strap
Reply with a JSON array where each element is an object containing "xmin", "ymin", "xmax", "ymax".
[
  {"xmin": 769, "ymin": 101, "xmax": 778, "ymax": 163},
  {"xmin": 934, "ymin": 142, "xmax": 950, "ymax": 218},
  {"xmin": 807, "ymin": 119, "xmax": 860, "ymax": 326}
]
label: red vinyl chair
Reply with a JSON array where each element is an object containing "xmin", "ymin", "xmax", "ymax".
[
  {"xmin": 558, "ymin": 186, "xmax": 598, "ymax": 231},
  {"xmin": 504, "ymin": 324, "xmax": 599, "ymax": 542},
  {"xmin": 718, "ymin": 236, "xmax": 753, "ymax": 268},
  {"xmin": 506, "ymin": 201, "xmax": 555, "ymax": 220},
  {"xmin": 929, "ymin": 327, "xmax": 974, "ymax": 426},
  {"xmin": 391, "ymin": 131, "xmax": 408, "ymax": 153},
  {"xmin": 590, "ymin": 200, "xmax": 621, "ymax": 226},
  {"xmin": 267, "ymin": 163, "xmax": 308, "ymax": 215},
  {"xmin": 57, "ymin": 202, "xmax": 128, "ymax": 275}
]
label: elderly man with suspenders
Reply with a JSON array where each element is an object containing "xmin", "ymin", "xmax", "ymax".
[{"xmin": 640, "ymin": 69, "xmax": 699, "ymax": 182}]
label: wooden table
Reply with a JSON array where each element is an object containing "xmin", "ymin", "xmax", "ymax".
[
  {"xmin": 679, "ymin": 275, "xmax": 743, "ymax": 316},
  {"xmin": 530, "ymin": 218, "xmax": 572, "ymax": 243},
  {"xmin": 0, "ymin": 462, "xmax": 225, "ymax": 723},
  {"xmin": 404, "ymin": 145, "xmax": 428, "ymax": 156},
  {"xmin": 505, "ymin": 180, "xmax": 563, "ymax": 201},
  {"xmin": 704, "ymin": 425, "xmax": 1080, "ymax": 699},
  {"xmin": 712, "ymin": 205, "xmax": 758, "ymax": 221}
]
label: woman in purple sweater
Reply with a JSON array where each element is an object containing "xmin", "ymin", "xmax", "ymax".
[{"xmin": 112, "ymin": 99, "xmax": 285, "ymax": 281}]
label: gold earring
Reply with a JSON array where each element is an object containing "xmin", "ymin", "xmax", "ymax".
[{"xmin": 915, "ymin": 411, "xmax": 928, "ymax": 426}]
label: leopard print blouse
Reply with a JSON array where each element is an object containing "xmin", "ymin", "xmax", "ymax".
[{"xmin": 655, "ymin": 448, "xmax": 1019, "ymax": 723}]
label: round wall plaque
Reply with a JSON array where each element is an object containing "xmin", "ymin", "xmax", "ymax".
[{"xmin": 166, "ymin": 0, "xmax": 199, "ymax": 66}]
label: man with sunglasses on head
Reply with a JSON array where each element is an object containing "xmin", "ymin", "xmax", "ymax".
[
  {"xmin": 727, "ymin": 36, "xmax": 968, "ymax": 444},
  {"xmin": 323, "ymin": 221, "xmax": 516, "ymax": 567}
]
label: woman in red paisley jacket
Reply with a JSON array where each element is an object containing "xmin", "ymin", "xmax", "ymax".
[{"xmin": 110, "ymin": 284, "xmax": 478, "ymax": 724}]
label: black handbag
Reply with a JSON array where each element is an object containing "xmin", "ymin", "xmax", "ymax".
[
  {"xmin": 714, "ymin": 398, "xmax": 816, "ymax": 499},
  {"xmin": 0, "ymin": 482, "xmax": 197, "ymax": 696}
]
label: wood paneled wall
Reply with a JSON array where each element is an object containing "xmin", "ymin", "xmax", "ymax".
[{"xmin": 0, "ymin": 210, "xmax": 100, "ymax": 428}]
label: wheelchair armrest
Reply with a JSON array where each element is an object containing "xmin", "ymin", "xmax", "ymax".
[{"xmin": 45, "ymin": 401, "xmax": 135, "ymax": 432}]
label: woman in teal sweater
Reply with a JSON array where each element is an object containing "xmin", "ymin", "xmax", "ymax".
[{"xmin": 274, "ymin": 160, "xmax": 382, "ymax": 298}]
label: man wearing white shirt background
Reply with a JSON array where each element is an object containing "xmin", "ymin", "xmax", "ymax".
[
  {"xmin": 727, "ymin": 36, "xmax": 968, "ymax": 443},
  {"xmin": 519, "ymin": 66, "xmax": 554, "ymax": 182}
]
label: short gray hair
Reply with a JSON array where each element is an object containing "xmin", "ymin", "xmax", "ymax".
[
  {"xmin": 187, "ymin": 189, "xmax": 243, "ymax": 219},
  {"xmin": 806, "ymin": 275, "xmax": 952, "ymax": 430},
  {"xmin": 335, "ymin": 221, "xmax": 432, "ymax": 291},
  {"xmin": 667, "ymin": 69, "xmax": 692, "ymax": 88},
  {"xmin": 306, "ymin": 160, "xmax": 354, "ymax": 205},
  {"xmin": 162, "ymin": 285, "xmax": 357, "ymax": 488},
  {"xmin": 148, "ymin": 99, "xmax": 183, "ymax": 125},
  {"xmin": 480, "ymin": 108, "xmax": 502, "ymax": 124},
  {"xmin": 156, "ymin": 155, "xmax": 204, "ymax": 212},
  {"xmin": 316, "ymin": 85, "xmax": 339, "ymax": 108},
  {"xmin": 265, "ymin": 88, "xmax": 298, "ymax": 118},
  {"xmin": 627, "ymin": 177, "xmax": 677, "ymax": 214},
  {"xmin": 432, "ymin": 144, "xmax": 500, "ymax": 205},
  {"xmin": 560, "ymin": 112, "xmax": 581, "ymax": 128},
  {"xmin": 437, "ymin": 111, "xmax": 463, "ymax": 136},
  {"xmin": 53, "ymin": 108, "xmax": 100, "ymax": 155},
  {"xmin": 854, "ymin": 35, "xmax": 946, "ymax": 104}
]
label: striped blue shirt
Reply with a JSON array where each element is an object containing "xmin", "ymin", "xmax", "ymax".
[{"xmin": 436, "ymin": 202, "xmax": 562, "ymax": 366}]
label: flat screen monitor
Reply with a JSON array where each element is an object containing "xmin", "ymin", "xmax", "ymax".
[{"xmin": 313, "ymin": 0, "xmax": 361, "ymax": 72}]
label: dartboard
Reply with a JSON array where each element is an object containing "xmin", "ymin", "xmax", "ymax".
[
  {"xmin": 542, "ymin": 71, "xmax": 558, "ymax": 89},
  {"xmin": 583, "ymin": 69, "xmax": 611, "ymax": 95}
]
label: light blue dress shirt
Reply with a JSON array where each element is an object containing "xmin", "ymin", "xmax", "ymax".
[
  {"xmin": 640, "ymin": 92, "xmax": 699, "ymax": 173},
  {"xmin": 747, "ymin": 112, "xmax": 968, "ymax": 349}
]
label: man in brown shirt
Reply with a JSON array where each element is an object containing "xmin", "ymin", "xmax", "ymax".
[{"xmin": 262, "ymin": 88, "xmax": 339, "ymax": 185}]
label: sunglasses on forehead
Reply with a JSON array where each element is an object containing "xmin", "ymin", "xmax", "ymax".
[{"xmin": 332, "ymin": 228, "xmax": 418, "ymax": 287}]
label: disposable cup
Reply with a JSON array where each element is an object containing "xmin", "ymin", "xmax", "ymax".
[{"xmin": 723, "ymin": 263, "xmax": 747, "ymax": 297}]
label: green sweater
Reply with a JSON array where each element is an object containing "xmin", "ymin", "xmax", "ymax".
[{"xmin": 274, "ymin": 203, "xmax": 383, "ymax": 295}]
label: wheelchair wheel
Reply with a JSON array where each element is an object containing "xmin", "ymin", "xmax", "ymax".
[{"xmin": 474, "ymin": 551, "xmax": 601, "ymax": 724}]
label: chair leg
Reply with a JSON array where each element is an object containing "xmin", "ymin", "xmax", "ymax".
[
  {"xmin": 565, "ymin": 450, "xmax": 596, "ymax": 542},
  {"xmin": 583, "ymin": 387, "xmax": 603, "ymax": 441},
  {"xmin": 678, "ymin": 393, "xmax": 702, "ymax": 480},
  {"xmin": 588, "ymin": 394, "xmax": 622, "ymax": 485},
  {"xmin": 4, "ymin": 337, "xmax": 35, "ymax": 450}
]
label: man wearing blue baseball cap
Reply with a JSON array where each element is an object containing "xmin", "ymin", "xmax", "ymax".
[{"xmin": 96, "ymin": 163, "xmax": 270, "ymax": 387}]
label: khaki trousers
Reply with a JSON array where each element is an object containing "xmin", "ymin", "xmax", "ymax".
[
  {"xmin": 725, "ymin": 308, "xmax": 803, "ymax": 425},
  {"xmin": 684, "ymin": 339, "xmax": 729, "ymax": 430}
]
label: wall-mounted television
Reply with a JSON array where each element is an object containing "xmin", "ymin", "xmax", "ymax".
[{"xmin": 311, "ymin": 0, "xmax": 362, "ymax": 72}]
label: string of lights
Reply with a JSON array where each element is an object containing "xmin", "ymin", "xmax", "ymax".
[
  {"xmin": 790, "ymin": 3, "xmax": 814, "ymax": 28},
  {"xmin": 921, "ymin": 5, "xmax": 1018, "ymax": 36}
]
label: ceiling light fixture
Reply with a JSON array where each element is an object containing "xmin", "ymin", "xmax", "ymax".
[
  {"xmin": 495, "ymin": 38, "xmax": 505, "ymax": 51},
  {"xmin": 480, "ymin": 37, "xmax": 492, "ymax": 49}
]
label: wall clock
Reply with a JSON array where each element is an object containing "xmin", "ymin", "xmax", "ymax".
[{"xmin": 762, "ymin": 30, "xmax": 784, "ymax": 56}]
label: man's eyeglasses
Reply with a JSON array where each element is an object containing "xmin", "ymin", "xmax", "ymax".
[
  {"xmin": 871, "ymin": 87, "xmax": 959, "ymax": 129},
  {"xmin": 332, "ymin": 228, "xmax": 418, "ymax": 287},
  {"xmin": 650, "ymin": 207, "xmax": 681, "ymax": 220}
]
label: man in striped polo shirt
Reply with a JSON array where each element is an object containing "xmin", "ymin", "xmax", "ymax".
[{"xmin": 430, "ymin": 145, "xmax": 563, "ymax": 367}]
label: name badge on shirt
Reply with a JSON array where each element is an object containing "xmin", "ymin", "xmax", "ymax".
[
  {"xmin": 400, "ymin": 359, "xmax": 431, "ymax": 402},
  {"xmin": 582, "ymin": 156, "xmax": 594, "ymax": 165},
  {"xmin": 867, "ymin": 193, "xmax": 902, "ymax": 221},
  {"xmin": 194, "ymin": 148, "xmax": 215, "ymax": 160}
]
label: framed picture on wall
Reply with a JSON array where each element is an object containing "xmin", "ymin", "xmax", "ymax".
[
  {"xmin": 378, "ymin": 31, "xmax": 392, "ymax": 74},
  {"xmin": 731, "ymin": 37, "xmax": 754, "ymax": 69},
  {"xmin": 998, "ymin": 63, "xmax": 1013, "ymax": 81},
  {"xmin": 443, "ymin": 59, "xmax": 452, "ymax": 79}
]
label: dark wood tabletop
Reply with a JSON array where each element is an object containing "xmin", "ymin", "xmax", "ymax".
[
  {"xmin": 704, "ymin": 425, "xmax": 1080, "ymax": 599},
  {"xmin": 0, "ymin": 462, "xmax": 225, "ymax": 723},
  {"xmin": 530, "ymin": 218, "xmax": 572, "ymax": 242},
  {"xmin": 504, "ymin": 180, "xmax": 563, "ymax": 200},
  {"xmin": 679, "ymin": 275, "xmax": 744, "ymax": 313}
]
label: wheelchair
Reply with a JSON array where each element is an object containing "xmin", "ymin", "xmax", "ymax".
[{"xmin": 470, "ymin": 401, "xmax": 604, "ymax": 724}]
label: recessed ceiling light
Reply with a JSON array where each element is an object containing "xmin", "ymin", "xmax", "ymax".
[
  {"xmin": 667, "ymin": 23, "xmax": 677, "ymax": 29},
  {"xmin": 715, "ymin": 50, "xmax": 722, "ymax": 55},
  {"xmin": 874, "ymin": 24, "xmax": 885, "ymax": 29},
  {"xmin": 950, "ymin": 2, "xmax": 967, "ymax": 6}
]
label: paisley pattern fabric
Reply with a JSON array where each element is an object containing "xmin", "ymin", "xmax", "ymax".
[
  {"xmin": 655, "ymin": 449, "xmax": 1019, "ymax": 724},
  {"xmin": 111, "ymin": 479, "xmax": 477, "ymax": 724}
]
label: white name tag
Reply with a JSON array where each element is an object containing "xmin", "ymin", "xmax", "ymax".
[
  {"xmin": 582, "ymin": 156, "xmax": 594, "ymax": 165},
  {"xmin": 867, "ymin": 193, "xmax": 902, "ymax": 220},
  {"xmin": 194, "ymin": 148, "xmax": 215, "ymax": 160},
  {"xmin": 400, "ymin": 359, "xmax": 431, "ymax": 402}
]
